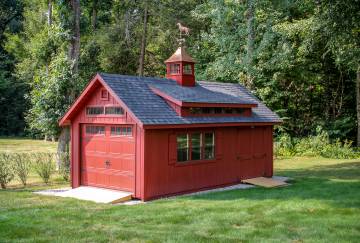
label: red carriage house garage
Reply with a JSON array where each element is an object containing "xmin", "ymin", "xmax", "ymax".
[{"xmin": 59, "ymin": 46, "xmax": 281, "ymax": 201}]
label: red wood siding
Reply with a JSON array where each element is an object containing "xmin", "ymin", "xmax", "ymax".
[
  {"xmin": 70, "ymin": 82, "xmax": 144, "ymax": 197},
  {"xmin": 142, "ymin": 126, "xmax": 273, "ymax": 200}
]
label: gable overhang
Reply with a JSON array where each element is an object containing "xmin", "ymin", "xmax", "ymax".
[
  {"xmin": 59, "ymin": 73, "xmax": 144, "ymax": 127},
  {"xmin": 150, "ymin": 86, "xmax": 258, "ymax": 108}
]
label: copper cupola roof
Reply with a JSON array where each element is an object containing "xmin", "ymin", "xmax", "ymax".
[{"xmin": 165, "ymin": 46, "xmax": 195, "ymax": 63}]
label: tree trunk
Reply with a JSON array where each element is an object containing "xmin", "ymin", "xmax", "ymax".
[
  {"xmin": 69, "ymin": 0, "xmax": 81, "ymax": 76},
  {"xmin": 1, "ymin": 183, "xmax": 5, "ymax": 189},
  {"xmin": 357, "ymin": 67, "xmax": 360, "ymax": 146},
  {"xmin": 138, "ymin": 3, "xmax": 148, "ymax": 77},
  {"xmin": 246, "ymin": 0, "xmax": 255, "ymax": 90},
  {"xmin": 48, "ymin": 0, "xmax": 52, "ymax": 26},
  {"xmin": 124, "ymin": 10, "xmax": 131, "ymax": 44},
  {"xmin": 57, "ymin": 126, "xmax": 70, "ymax": 168},
  {"xmin": 91, "ymin": 0, "xmax": 97, "ymax": 31}
]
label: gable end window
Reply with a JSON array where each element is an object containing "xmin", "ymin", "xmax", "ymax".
[
  {"xmin": 105, "ymin": 106, "xmax": 124, "ymax": 115},
  {"xmin": 86, "ymin": 106, "xmax": 124, "ymax": 116},
  {"xmin": 101, "ymin": 89, "xmax": 109, "ymax": 100},
  {"xmin": 86, "ymin": 107, "xmax": 104, "ymax": 115},
  {"xmin": 177, "ymin": 132, "xmax": 215, "ymax": 162}
]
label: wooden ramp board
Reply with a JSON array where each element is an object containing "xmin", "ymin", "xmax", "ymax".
[{"xmin": 242, "ymin": 177, "xmax": 288, "ymax": 188}]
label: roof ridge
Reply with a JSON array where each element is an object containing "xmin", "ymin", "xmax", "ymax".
[{"xmin": 98, "ymin": 72, "xmax": 174, "ymax": 82}]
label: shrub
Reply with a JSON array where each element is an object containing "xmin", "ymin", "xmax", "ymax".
[
  {"xmin": 12, "ymin": 153, "xmax": 32, "ymax": 186},
  {"xmin": 56, "ymin": 152, "xmax": 70, "ymax": 181},
  {"xmin": 274, "ymin": 133, "xmax": 296, "ymax": 157},
  {"xmin": 33, "ymin": 153, "xmax": 55, "ymax": 184},
  {"xmin": 275, "ymin": 128, "xmax": 359, "ymax": 159},
  {"xmin": 0, "ymin": 153, "xmax": 14, "ymax": 189}
]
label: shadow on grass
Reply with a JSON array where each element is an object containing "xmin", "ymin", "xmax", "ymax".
[{"xmin": 188, "ymin": 160, "xmax": 360, "ymax": 208}]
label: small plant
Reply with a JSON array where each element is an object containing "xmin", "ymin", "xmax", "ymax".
[
  {"xmin": 56, "ymin": 151, "xmax": 70, "ymax": 181},
  {"xmin": 12, "ymin": 153, "xmax": 32, "ymax": 186},
  {"xmin": 33, "ymin": 153, "xmax": 55, "ymax": 184},
  {"xmin": 0, "ymin": 153, "xmax": 14, "ymax": 189}
]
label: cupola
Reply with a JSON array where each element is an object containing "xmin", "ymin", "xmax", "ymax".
[{"xmin": 165, "ymin": 46, "xmax": 195, "ymax": 87}]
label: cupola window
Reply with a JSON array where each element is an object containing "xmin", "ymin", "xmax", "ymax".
[
  {"xmin": 183, "ymin": 64, "xmax": 192, "ymax": 74},
  {"xmin": 170, "ymin": 64, "xmax": 180, "ymax": 74}
]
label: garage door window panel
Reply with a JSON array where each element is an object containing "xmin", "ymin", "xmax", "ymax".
[
  {"xmin": 111, "ymin": 126, "xmax": 133, "ymax": 136},
  {"xmin": 86, "ymin": 126, "xmax": 105, "ymax": 135}
]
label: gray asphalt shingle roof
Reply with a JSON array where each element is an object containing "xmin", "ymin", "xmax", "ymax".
[
  {"xmin": 99, "ymin": 73, "xmax": 281, "ymax": 125},
  {"xmin": 150, "ymin": 83, "xmax": 257, "ymax": 105}
]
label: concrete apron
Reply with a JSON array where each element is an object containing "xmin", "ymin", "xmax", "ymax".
[{"xmin": 34, "ymin": 186, "xmax": 133, "ymax": 204}]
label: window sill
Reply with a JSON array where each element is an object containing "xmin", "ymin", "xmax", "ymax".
[{"xmin": 175, "ymin": 158, "xmax": 217, "ymax": 167}]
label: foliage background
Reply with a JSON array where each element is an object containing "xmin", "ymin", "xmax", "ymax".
[{"xmin": 0, "ymin": 0, "xmax": 358, "ymax": 144}]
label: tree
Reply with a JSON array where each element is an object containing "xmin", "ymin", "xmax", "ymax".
[
  {"xmin": 0, "ymin": 0, "xmax": 27, "ymax": 136},
  {"xmin": 316, "ymin": 0, "xmax": 360, "ymax": 145},
  {"xmin": 138, "ymin": 1, "xmax": 148, "ymax": 76}
]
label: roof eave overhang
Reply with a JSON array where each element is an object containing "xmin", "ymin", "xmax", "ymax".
[
  {"xmin": 150, "ymin": 86, "xmax": 258, "ymax": 108},
  {"xmin": 142, "ymin": 121, "xmax": 282, "ymax": 130}
]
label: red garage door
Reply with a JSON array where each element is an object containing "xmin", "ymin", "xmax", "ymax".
[{"xmin": 81, "ymin": 124, "xmax": 135, "ymax": 192}]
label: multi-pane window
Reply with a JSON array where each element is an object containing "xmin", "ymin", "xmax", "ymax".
[
  {"xmin": 191, "ymin": 133, "xmax": 202, "ymax": 160},
  {"xmin": 86, "ymin": 106, "xmax": 124, "ymax": 116},
  {"xmin": 170, "ymin": 64, "xmax": 180, "ymax": 74},
  {"xmin": 86, "ymin": 126, "xmax": 105, "ymax": 135},
  {"xmin": 188, "ymin": 107, "xmax": 246, "ymax": 115},
  {"xmin": 110, "ymin": 126, "xmax": 132, "ymax": 136},
  {"xmin": 105, "ymin": 106, "xmax": 124, "ymax": 115},
  {"xmin": 177, "ymin": 134, "xmax": 189, "ymax": 162},
  {"xmin": 204, "ymin": 133, "xmax": 215, "ymax": 159},
  {"xmin": 183, "ymin": 64, "xmax": 192, "ymax": 74},
  {"xmin": 86, "ymin": 107, "xmax": 104, "ymax": 115},
  {"xmin": 177, "ymin": 132, "xmax": 215, "ymax": 162}
]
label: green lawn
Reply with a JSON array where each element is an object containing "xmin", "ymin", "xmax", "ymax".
[
  {"xmin": 0, "ymin": 137, "xmax": 57, "ymax": 153},
  {"xmin": 0, "ymin": 139, "xmax": 359, "ymax": 242}
]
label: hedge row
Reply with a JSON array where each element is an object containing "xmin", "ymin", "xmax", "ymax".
[{"xmin": 0, "ymin": 152, "xmax": 70, "ymax": 189}]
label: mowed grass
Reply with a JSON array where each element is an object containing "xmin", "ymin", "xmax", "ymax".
[
  {"xmin": 0, "ymin": 139, "xmax": 359, "ymax": 242},
  {"xmin": 0, "ymin": 137, "xmax": 57, "ymax": 153}
]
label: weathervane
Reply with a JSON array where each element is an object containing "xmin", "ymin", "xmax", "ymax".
[{"xmin": 176, "ymin": 22, "xmax": 190, "ymax": 46}]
